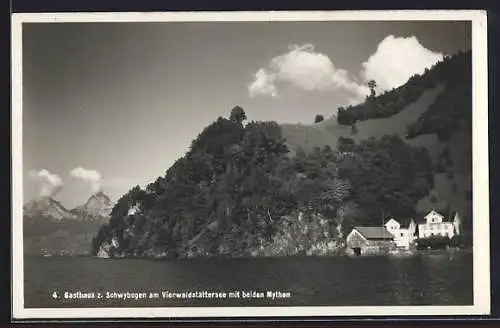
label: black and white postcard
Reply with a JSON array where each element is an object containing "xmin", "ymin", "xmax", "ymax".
[{"xmin": 11, "ymin": 10, "xmax": 490, "ymax": 319}]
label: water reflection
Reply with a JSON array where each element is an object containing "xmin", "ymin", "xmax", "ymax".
[{"xmin": 24, "ymin": 252, "xmax": 473, "ymax": 308}]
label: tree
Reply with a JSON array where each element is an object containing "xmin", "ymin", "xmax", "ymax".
[
  {"xmin": 405, "ymin": 123, "xmax": 420, "ymax": 139},
  {"xmin": 465, "ymin": 190, "xmax": 472, "ymax": 201},
  {"xmin": 435, "ymin": 161, "xmax": 446, "ymax": 174},
  {"xmin": 351, "ymin": 124, "xmax": 358, "ymax": 135},
  {"xmin": 337, "ymin": 137, "xmax": 356, "ymax": 153},
  {"xmin": 441, "ymin": 145, "xmax": 453, "ymax": 166},
  {"xmin": 230, "ymin": 106, "xmax": 247, "ymax": 125},
  {"xmin": 337, "ymin": 134, "xmax": 434, "ymax": 225},
  {"xmin": 368, "ymin": 80, "xmax": 377, "ymax": 97},
  {"xmin": 437, "ymin": 130, "xmax": 451, "ymax": 141},
  {"xmin": 337, "ymin": 107, "xmax": 354, "ymax": 125},
  {"xmin": 314, "ymin": 114, "xmax": 324, "ymax": 123}
]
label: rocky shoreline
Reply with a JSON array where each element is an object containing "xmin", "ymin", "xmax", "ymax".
[{"xmin": 96, "ymin": 212, "xmax": 347, "ymax": 259}]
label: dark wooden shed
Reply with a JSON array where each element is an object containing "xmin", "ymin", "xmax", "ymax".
[{"xmin": 346, "ymin": 226, "xmax": 395, "ymax": 255}]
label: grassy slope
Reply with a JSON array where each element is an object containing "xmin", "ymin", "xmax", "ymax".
[{"xmin": 280, "ymin": 83, "xmax": 472, "ymax": 221}]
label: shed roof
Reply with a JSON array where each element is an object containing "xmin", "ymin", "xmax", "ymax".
[{"xmin": 354, "ymin": 227, "xmax": 395, "ymax": 240}]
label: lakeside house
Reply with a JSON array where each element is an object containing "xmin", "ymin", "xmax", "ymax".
[
  {"xmin": 417, "ymin": 210, "xmax": 461, "ymax": 239},
  {"xmin": 384, "ymin": 217, "xmax": 417, "ymax": 249},
  {"xmin": 346, "ymin": 210, "xmax": 462, "ymax": 255},
  {"xmin": 346, "ymin": 226, "xmax": 395, "ymax": 256}
]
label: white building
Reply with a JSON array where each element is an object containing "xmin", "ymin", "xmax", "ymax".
[
  {"xmin": 417, "ymin": 210, "xmax": 459, "ymax": 239},
  {"xmin": 452, "ymin": 212, "xmax": 461, "ymax": 236},
  {"xmin": 384, "ymin": 217, "xmax": 417, "ymax": 249}
]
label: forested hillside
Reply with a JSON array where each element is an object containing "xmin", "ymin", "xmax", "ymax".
[
  {"xmin": 92, "ymin": 50, "xmax": 473, "ymax": 258},
  {"xmin": 92, "ymin": 108, "xmax": 354, "ymax": 258},
  {"xmin": 91, "ymin": 115, "xmax": 435, "ymax": 258},
  {"xmin": 282, "ymin": 50, "xmax": 473, "ymax": 233}
]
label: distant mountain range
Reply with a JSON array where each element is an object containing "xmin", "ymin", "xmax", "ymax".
[
  {"xmin": 24, "ymin": 191, "xmax": 113, "ymax": 222},
  {"xmin": 70, "ymin": 191, "xmax": 114, "ymax": 221},
  {"xmin": 23, "ymin": 191, "xmax": 114, "ymax": 256},
  {"xmin": 23, "ymin": 196, "xmax": 77, "ymax": 221}
]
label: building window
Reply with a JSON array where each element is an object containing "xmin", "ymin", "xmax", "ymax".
[{"xmin": 400, "ymin": 233, "xmax": 404, "ymax": 237}]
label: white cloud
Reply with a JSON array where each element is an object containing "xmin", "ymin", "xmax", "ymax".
[
  {"xmin": 70, "ymin": 167, "xmax": 102, "ymax": 193},
  {"xmin": 361, "ymin": 35, "xmax": 444, "ymax": 92},
  {"xmin": 249, "ymin": 44, "xmax": 368, "ymax": 99},
  {"xmin": 249, "ymin": 68, "xmax": 278, "ymax": 97},
  {"xmin": 269, "ymin": 44, "xmax": 337, "ymax": 92},
  {"xmin": 28, "ymin": 169, "xmax": 63, "ymax": 197},
  {"xmin": 248, "ymin": 36, "xmax": 444, "ymax": 105}
]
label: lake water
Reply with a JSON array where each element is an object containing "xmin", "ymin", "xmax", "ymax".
[{"xmin": 24, "ymin": 251, "xmax": 473, "ymax": 308}]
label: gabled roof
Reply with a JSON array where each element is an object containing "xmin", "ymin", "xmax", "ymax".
[
  {"xmin": 384, "ymin": 218, "xmax": 400, "ymax": 226},
  {"xmin": 425, "ymin": 210, "xmax": 445, "ymax": 219},
  {"xmin": 418, "ymin": 210, "xmax": 457, "ymax": 224},
  {"xmin": 353, "ymin": 227, "xmax": 394, "ymax": 240},
  {"xmin": 384, "ymin": 217, "xmax": 415, "ymax": 229},
  {"xmin": 412, "ymin": 209, "xmax": 462, "ymax": 224}
]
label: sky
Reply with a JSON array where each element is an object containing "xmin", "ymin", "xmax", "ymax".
[{"xmin": 21, "ymin": 20, "xmax": 471, "ymax": 208}]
